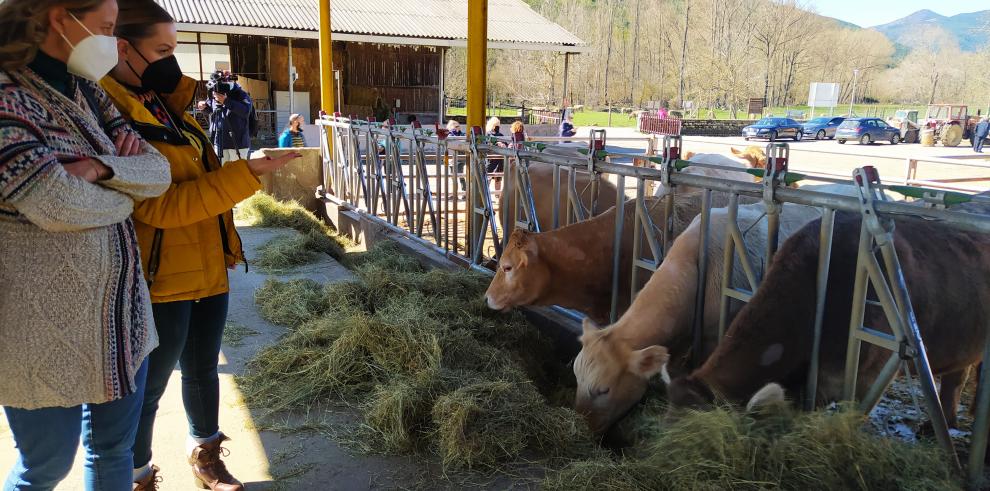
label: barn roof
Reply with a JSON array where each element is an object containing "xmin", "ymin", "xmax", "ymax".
[{"xmin": 156, "ymin": 0, "xmax": 588, "ymax": 52}]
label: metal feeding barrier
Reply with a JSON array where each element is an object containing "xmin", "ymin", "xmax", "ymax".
[{"xmin": 317, "ymin": 116, "xmax": 990, "ymax": 487}]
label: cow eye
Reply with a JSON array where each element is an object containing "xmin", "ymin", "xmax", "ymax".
[
  {"xmin": 594, "ymin": 387, "xmax": 610, "ymax": 397},
  {"xmin": 503, "ymin": 265, "xmax": 513, "ymax": 273}
]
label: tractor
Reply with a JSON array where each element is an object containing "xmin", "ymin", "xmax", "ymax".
[
  {"xmin": 920, "ymin": 104, "xmax": 979, "ymax": 147},
  {"xmin": 886, "ymin": 109, "xmax": 920, "ymax": 144}
]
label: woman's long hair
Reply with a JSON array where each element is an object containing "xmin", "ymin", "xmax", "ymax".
[{"xmin": 0, "ymin": 0, "xmax": 106, "ymax": 71}]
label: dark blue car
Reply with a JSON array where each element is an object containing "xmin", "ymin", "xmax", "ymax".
[
  {"xmin": 835, "ymin": 118, "xmax": 900, "ymax": 145},
  {"xmin": 801, "ymin": 117, "xmax": 845, "ymax": 140},
  {"xmin": 742, "ymin": 117, "xmax": 803, "ymax": 141}
]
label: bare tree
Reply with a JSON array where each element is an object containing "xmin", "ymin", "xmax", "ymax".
[{"xmin": 678, "ymin": 0, "xmax": 691, "ymax": 109}]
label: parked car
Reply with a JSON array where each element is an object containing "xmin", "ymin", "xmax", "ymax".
[
  {"xmin": 835, "ymin": 118, "xmax": 900, "ymax": 145},
  {"xmin": 742, "ymin": 117, "xmax": 803, "ymax": 141},
  {"xmin": 801, "ymin": 117, "xmax": 845, "ymax": 140}
]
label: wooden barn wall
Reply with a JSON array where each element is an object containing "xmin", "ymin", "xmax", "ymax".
[
  {"xmin": 229, "ymin": 35, "xmax": 440, "ymax": 121},
  {"xmin": 343, "ymin": 43, "xmax": 440, "ymax": 116}
]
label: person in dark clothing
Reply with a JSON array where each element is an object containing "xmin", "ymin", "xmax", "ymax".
[
  {"xmin": 485, "ymin": 117, "xmax": 506, "ymax": 191},
  {"xmin": 406, "ymin": 114, "xmax": 418, "ymax": 125},
  {"xmin": 559, "ymin": 112, "xmax": 576, "ymax": 138},
  {"xmin": 974, "ymin": 117, "xmax": 989, "ymax": 153},
  {"xmin": 197, "ymin": 75, "xmax": 253, "ymax": 164}
]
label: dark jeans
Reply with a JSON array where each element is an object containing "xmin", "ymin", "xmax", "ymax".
[
  {"xmin": 4, "ymin": 360, "xmax": 148, "ymax": 491},
  {"xmin": 133, "ymin": 293, "xmax": 229, "ymax": 468},
  {"xmin": 975, "ymin": 135, "xmax": 987, "ymax": 153}
]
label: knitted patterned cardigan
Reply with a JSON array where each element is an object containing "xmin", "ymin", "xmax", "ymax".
[{"xmin": 0, "ymin": 66, "xmax": 171, "ymax": 409}]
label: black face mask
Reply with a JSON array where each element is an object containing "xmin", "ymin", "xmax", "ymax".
[{"xmin": 127, "ymin": 42, "xmax": 183, "ymax": 94}]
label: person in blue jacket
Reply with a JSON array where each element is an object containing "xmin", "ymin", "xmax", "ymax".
[{"xmin": 278, "ymin": 114, "xmax": 306, "ymax": 148}]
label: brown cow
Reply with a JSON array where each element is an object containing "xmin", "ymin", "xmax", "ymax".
[
  {"xmin": 663, "ymin": 210, "xmax": 990, "ymax": 428},
  {"xmin": 573, "ymin": 184, "xmax": 870, "ymax": 434},
  {"xmin": 487, "ymin": 153, "xmax": 753, "ymax": 324},
  {"xmin": 500, "ymin": 161, "xmax": 618, "ymax": 233},
  {"xmin": 487, "ymin": 195, "xmax": 704, "ymax": 324}
]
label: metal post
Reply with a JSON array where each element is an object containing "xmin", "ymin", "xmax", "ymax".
[
  {"xmin": 848, "ymin": 68, "xmax": 859, "ymax": 117},
  {"xmin": 692, "ymin": 189, "xmax": 712, "ymax": 366},
  {"xmin": 288, "ymin": 38, "xmax": 294, "ymax": 125},
  {"xmin": 968, "ymin": 337, "xmax": 990, "ymax": 488},
  {"xmin": 319, "ymin": 0, "xmax": 334, "ymax": 154},
  {"xmin": 561, "ymin": 53, "xmax": 570, "ymax": 107},
  {"xmin": 609, "ymin": 175, "xmax": 626, "ymax": 324},
  {"xmin": 805, "ymin": 207, "xmax": 835, "ymax": 410},
  {"xmin": 438, "ymin": 47, "xmax": 446, "ymax": 123},
  {"xmin": 467, "ymin": 0, "xmax": 488, "ymax": 129}
]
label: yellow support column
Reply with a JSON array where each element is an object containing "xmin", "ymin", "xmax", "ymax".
[
  {"xmin": 319, "ymin": 0, "xmax": 334, "ymax": 154},
  {"xmin": 466, "ymin": 0, "xmax": 487, "ymax": 130}
]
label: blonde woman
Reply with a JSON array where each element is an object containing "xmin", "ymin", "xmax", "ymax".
[{"xmin": 0, "ymin": 0, "xmax": 171, "ymax": 488}]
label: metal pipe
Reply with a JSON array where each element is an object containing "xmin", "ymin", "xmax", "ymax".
[
  {"xmin": 805, "ymin": 207, "xmax": 835, "ymax": 410},
  {"xmin": 692, "ymin": 189, "xmax": 713, "ymax": 367},
  {"xmin": 717, "ymin": 194, "xmax": 740, "ymax": 339},
  {"xmin": 843, "ymin": 223, "xmax": 872, "ymax": 401},
  {"xmin": 967, "ymin": 335, "xmax": 990, "ymax": 488},
  {"xmin": 609, "ymin": 175, "xmax": 627, "ymax": 324},
  {"xmin": 552, "ymin": 164, "xmax": 561, "ymax": 229}
]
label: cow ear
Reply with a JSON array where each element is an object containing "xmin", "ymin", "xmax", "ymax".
[
  {"xmin": 683, "ymin": 150, "xmax": 695, "ymax": 160},
  {"xmin": 628, "ymin": 345, "xmax": 669, "ymax": 379},
  {"xmin": 730, "ymin": 147, "xmax": 743, "ymax": 157},
  {"xmin": 580, "ymin": 317, "xmax": 601, "ymax": 343}
]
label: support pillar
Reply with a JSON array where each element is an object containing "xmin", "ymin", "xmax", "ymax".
[{"xmin": 467, "ymin": 0, "xmax": 488, "ymax": 129}]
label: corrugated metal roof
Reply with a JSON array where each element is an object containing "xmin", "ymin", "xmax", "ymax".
[{"xmin": 156, "ymin": 0, "xmax": 585, "ymax": 47}]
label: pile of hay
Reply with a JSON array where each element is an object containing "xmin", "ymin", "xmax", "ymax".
[
  {"xmin": 242, "ymin": 242, "xmax": 597, "ymax": 470},
  {"xmin": 544, "ymin": 406, "xmax": 962, "ymax": 490},
  {"xmin": 235, "ymin": 193, "xmax": 348, "ymax": 267}
]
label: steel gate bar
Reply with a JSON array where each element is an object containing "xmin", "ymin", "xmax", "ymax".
[
  {"xmin": 691, "ymin": 188, "xmax": 713, "ymax": 367},
  {"xmin": 844, "ymin": 166, "xmax": 960, "ymax": 469},
  {"xmin": 805, "ymin": 207, "xmax": 836, "ymax": 410},
  {"xmin": 608, "ymin": 174, "xmax": 627, "ymax": 324},
  {"xmin": 968, "ymin": 341, "xmax": 990, "ymax": 488},
  {"xmin": 466, "ymin": 126, "xmax": 501, "ymax": 263},
  {"xmin": 409, "ymin": 123, "xmax": 441, "ymax": 242}
]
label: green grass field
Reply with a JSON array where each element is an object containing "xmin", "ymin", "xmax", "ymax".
[{"xmin": 444, "ymin": 102, "xmax": 987, "ymax": 129}]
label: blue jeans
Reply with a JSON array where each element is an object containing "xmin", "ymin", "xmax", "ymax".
[
  {"xmin": 3, "ymin": 359, "xmax": 149, "ymax": 491},
  {"xmin": 975, "ymin": 135, "xmax": 986, "ymax": 153},
  {"xmin": 133, "ymin": 293, "xmax": 228, "ymax": 468}
]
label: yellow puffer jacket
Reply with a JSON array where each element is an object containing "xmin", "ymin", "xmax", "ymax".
[{"xmin": 102, "ymin": 76, "xmax": 261, "ymax": 303}]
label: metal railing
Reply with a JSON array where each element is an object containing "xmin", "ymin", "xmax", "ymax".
[
  {"xmin": 317, "ymin": 116, "xmax": 990, "ymax": 487},
  {"xmin": 639, "ymin": 115, "xmax": 683, "ymax": 135}
]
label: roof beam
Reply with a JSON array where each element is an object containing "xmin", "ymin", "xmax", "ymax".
[{"xmin": 174, "ymin": 23, "xmax": 590, "ymax": 53}]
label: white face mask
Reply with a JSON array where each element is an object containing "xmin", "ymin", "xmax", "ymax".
[{"xmin": 58, "ymin": 13, "xmax": 118, "ymax": 82}]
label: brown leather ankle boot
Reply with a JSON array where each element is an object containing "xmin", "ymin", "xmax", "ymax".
[
  {"xmin": 133, "ymin": 465, "xmax": 161, "ymax": 490},
  {"xmin": 188, "ymin": 433, "xmax": 244, "ymax": 491}
]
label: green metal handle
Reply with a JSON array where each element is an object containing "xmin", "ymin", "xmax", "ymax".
[
  {"xmin": 645, "ymin": 156, "xmax": 692, "ymax": 171},
  {"xmin": 745, "ymin": 168, "xmax": 806, "ymax": 186},
  {"xmin": 886, "ymin": 185, "xmax": 973, "ymax": 206}
]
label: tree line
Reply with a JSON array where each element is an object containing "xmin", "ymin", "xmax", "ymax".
[{"xmin": 443, "ymin": 0, "xmax": 990, "ymax": 117}]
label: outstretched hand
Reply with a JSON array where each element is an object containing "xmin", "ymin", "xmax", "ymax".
[{"xmin": 246, "ymin": 152, "xmax": 302, "ymax": 176}]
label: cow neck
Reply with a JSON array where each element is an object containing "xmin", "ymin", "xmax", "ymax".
[
  {"xmin": 537, "ymin": 220, "xmax": 612, "ymax": 309},
  {"xmin": 610, "ymin": 229, "xmax": 701, "ymax": 350}
]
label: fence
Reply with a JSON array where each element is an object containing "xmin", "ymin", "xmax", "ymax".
[
  {"xmin": 317, "ymin": 117, "xmax": 990, "ymax": 488},
  {"xmin": 528, "ymin": 109, "xmax": 562, "ymax": 126},
  {"xmin": 639, "ymin": 115, "xmax": 683, "ymax": 136}
]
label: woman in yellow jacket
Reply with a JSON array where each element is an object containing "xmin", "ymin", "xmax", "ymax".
[{"xmin": 104, "ymin": 4, "xmax": 300, "ymax": 490}]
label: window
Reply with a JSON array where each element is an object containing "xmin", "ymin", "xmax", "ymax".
[{"xmin": 175, "ymin": 32, "xmax": 232, "ymax": 81}]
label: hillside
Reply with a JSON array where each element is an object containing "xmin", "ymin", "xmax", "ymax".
[{"xmin": 872, "ymin": 9, "xmax": 990, "ymax": 52}]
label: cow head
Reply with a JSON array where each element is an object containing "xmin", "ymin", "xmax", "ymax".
[
  {"xmin": 730, "ymin": 146, "xmax": 768, "ymax": 170},
  {"xmin": 485, "ymin": 229, "xmax": 550, "ymax": 311},
  {"xmin": 574, "ymin": 318, "xmax": 669, "ymax": 434}
]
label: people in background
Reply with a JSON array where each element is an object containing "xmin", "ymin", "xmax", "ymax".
[
  {"xmin": 511, "ymin": 120, "xmax": 527, "ymax": 146},
  {"xmin": 559, "ymin": 112, "xmax": 576, "ymax": 138},
  {"xmin": 279, "ymin": 113, "xmax": 307, "ymax": 148},
  {"xmin": 657, "ymin": 101, "xmax": 669, "ymax": 119},
  {"xmin": 372, "ymin": 94, "xmax": 390, "ymax": 122},
  {"xmin": 104, "ymin": 3, "xmax": 300, "ymax": 489},
  {"xmin": 197, "ymin": 72, "xmax": 254, "ymax": 165},
  {"xmin": 486, "ymin": 117, "xmax": 505, "ymax": 190},
  {"xmin": 446, "ymin": 119, "xmax": 464, "ymax": 136},
  {"xmin": 974, "ymin": 117, "xmax": 989, "ymax": 153},
  {"xmin": 406, "ymin": 114, "xmax": 418, "ymax": 125},
  {"xmin": 0, "ymin": 0, "xmax": 173, "ymax": 489}
]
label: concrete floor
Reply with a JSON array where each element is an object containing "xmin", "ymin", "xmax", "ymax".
[{"xmin": 0, "ymin": 226, "xmax": 474, "ymax": 491}]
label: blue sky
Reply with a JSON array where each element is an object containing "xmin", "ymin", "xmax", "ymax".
[{"xmin": 809, "ymin": 1, "xmax": 976, "ymax": 28}]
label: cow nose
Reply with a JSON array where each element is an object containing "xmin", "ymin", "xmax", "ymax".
[{"xmin": 485, "ymin": 295, "xmax": 500, "ymax": 310}]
